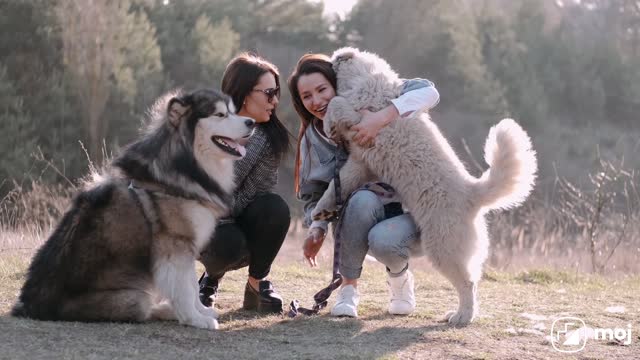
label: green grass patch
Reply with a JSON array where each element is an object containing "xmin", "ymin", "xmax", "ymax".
[{"xmin": 513, "ymin": 268, "xmax": 578, "ymax": 285}]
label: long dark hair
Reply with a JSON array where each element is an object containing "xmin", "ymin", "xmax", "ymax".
[
  {"xmin": 287, "ymin": 53, "xmax": 337, "ymax": 195},
  {"xmin": 221, "ymin": 52, "xmax": 290, "ymax": 161}
]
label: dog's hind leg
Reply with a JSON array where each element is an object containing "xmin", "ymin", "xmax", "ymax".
[
  {"xmin": 444, "ymin": 275, "xmax": 477, "ymax": 326},
  {"xmin": 59, "ymin": 289, "xmax": 154, "ymax": 323},
  {"xmin": 151, "ymin": 300, "xmax": 177, "ymax": 321},
  {"xmin": 153, "ymin": 251, "xmax": 219, "ymax": 330},
  {"xmin": 430, "ymin": 252, "xmax": 478, "ymax": 326}
]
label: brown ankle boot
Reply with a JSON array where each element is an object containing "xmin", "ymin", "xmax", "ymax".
[{"xmin": 243, "ymin": 280, "xmax": 283, "ymax": 314}]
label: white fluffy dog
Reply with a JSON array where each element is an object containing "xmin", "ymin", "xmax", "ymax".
[{"xmin": 311, "ymin": 47, "xmax": 537, "ymax": 325}]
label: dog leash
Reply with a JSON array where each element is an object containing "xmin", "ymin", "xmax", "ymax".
[
  {"xmin": 127, "ymin": 180, "xmax": 160, "ymax": 235},
  {"xmin": 288, "ymin": 142, "xmax": 349, "ymax": 317}
]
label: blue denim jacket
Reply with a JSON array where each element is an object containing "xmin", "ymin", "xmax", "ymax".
[{"xmin": 297, "ymin": 78, "xmax": 438, "ymax": 229}]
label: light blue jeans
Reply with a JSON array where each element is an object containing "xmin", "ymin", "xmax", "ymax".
[{"xmin": 335, "ymin": 190, "xmax": 421, "ymax": 279}]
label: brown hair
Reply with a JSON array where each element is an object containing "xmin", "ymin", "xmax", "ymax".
[
  {"xmin": 287, "ymin": 53, "xmax": 337, "ymax": 195},
  {"xmin": 221, "ymin": 52, "xmax": 290, "ymax": 161}
]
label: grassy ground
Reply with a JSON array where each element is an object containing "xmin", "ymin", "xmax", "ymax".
[{"xmin": 0, "ymin": 244, "xmax": 638, "ymax": 360}]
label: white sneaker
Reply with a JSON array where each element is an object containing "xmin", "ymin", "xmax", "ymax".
[
  {"xmin": 331, "ymin": 285, "xmax": 359, "ymax": 317},
  {"xmin": 387, "ymin": 270, "xmax": 416, "ymax": 315}
]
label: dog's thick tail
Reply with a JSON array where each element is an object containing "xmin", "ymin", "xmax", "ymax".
[
  {"xmin": 12, "ymin": 183, "xmax": 116, "ymax": 320},
  {"xmin": 11, "ymin": 203, "xmax": 82, "ymax": 319},
  {"xmin": 473, "ymin": 119, "xmax": 537, "ymax": 211}
]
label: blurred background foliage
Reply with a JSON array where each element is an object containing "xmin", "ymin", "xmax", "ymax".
[{"xmin": 1, "ymin": 0, "xmax": 639, "ymax": 215}]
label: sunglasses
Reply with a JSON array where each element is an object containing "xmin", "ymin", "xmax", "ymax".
[{"xmin": 252, "ymin": 87, "xmax": 280, "ymax": 103}]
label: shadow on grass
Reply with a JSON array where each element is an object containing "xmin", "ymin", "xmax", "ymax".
[
  {"xmin": 1, "ymin": 309, "xmax": 459, "ymax": 359},
  {"xmin": 217, "ymin": 308, "xmax": 457, "ymax": 358}
]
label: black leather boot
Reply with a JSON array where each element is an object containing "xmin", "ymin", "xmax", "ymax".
[
  {"xmin": 198, "ymin": 273, "xmax": 219, "ymax": 308},
  {"xmin": 243, "ymin": 280, "xmax": 283, "ymax": 314}
]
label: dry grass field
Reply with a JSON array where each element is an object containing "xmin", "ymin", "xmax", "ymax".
[
  {"xmin": 1, "ymin": 173, "xmax": 639, "ymax": 359},
  {"xmin": 1, "ymin": 224, "xmax": 639, "ymax": 360}
]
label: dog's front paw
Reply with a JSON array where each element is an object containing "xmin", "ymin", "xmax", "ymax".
[
  {"xmin": 198, "ymin": 306, "xmax": 218, "ymax": 319},
  {"xmin": 184, "ymin": 315, "xmax": 219, "ymax": 330},
  {"xmin": 312, "ymin": 208, "xmax": 338, "ymax": 221},
  {"xmin": 444, "ymin": 309, "xmax": 475, "ymax": 326}
]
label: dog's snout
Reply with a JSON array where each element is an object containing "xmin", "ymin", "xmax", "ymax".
[{"xmin": 245, "ymin": 118, "xmax": 256, "ymax": 129}]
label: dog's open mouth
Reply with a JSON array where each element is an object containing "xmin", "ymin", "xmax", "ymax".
[{"xmin": 212, "ymin": 136, "xmax": 246, "ymax": 157}]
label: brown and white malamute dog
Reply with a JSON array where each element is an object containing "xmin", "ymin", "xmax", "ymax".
[{"xmin": 12, "ymin": 89, "xmax": 255, "ymax": 330}]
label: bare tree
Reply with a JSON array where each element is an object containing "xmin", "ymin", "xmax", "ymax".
[{"xmin": 56, "ymin": 0, "xmax": 161, "ymax": 161}]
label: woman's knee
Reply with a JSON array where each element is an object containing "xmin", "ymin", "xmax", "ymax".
[
  {"xmin": 343, "ymin": 190, "xmax": 384, "ymax": 221},
  {"xmin": 368, "ymin": 217, "xmax": 417, "ymax": 260},
  {"xmin": 245, "ymin": 193, "xmax": 290, "ymax": 225},
  {"xmin": 368, "ymin": 231, "xmax": 398, "ymax": 259},
  {"xmin": 368, "ymin": 234, "xmax": 411, "ymax": 270},
  {"xmin": 200, "ymin": 223, "xmax": 249, "ymax": 276}
]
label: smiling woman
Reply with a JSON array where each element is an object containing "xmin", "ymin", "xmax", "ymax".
[{"xmin": 297, "ymin": 72, "xmax": 336, "ymax": 123}]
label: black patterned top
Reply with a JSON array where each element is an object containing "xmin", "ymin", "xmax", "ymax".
[{"xmin": 230, "ymin": 125, "xmax": 278, "ymax": 217}]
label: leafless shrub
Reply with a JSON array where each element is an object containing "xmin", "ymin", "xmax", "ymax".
[
  {"xmin": 554, "ymin": 152, "xmax": 639, "ymax": 273},
  {"xmin": 484, "ymin": 145, "xmax": 639, "ymax": 274}
]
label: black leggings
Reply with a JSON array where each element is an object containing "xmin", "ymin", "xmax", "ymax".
[{"xmin": 199, "ymin": 193, "xmax": 290, "ymax": 281}]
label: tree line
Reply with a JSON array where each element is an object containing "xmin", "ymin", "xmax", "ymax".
[{"xmin": 1, "ymin": 0, "xmax": 638, "ymax": 196}]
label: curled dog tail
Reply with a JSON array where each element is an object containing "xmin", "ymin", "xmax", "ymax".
[{"xmin": 473, "ymin": 119, "xmax": 537, "ymax": 211}]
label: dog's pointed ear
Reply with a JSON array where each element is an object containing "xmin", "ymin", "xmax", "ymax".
[
  {"xmin": 335, "ymin": 50, "xmax": 355, "ymax": 64},
  {"xmin": 167, "ymin": 98, "xmax": 190, "ymax": 127},
  {"xmin": 333, "ymin": 47, "xmax": 359, "ymax": 63}
]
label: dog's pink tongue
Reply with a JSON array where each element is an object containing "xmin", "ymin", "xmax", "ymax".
[
  {"xmin": 237, "ymin": 145, "xmax": 246, "ymax": 157},
  {"xmin": 226, "ymin": 139, "xmax": 247, "ymax": 157}
]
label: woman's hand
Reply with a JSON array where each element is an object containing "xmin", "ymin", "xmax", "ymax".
[
  {"xmin": 303, "ymin": 227, "xmax": 326, "ymax": 267},
  {"xmin": 351, "ymin": 104, "xmax": 399, "ymax": 147}
]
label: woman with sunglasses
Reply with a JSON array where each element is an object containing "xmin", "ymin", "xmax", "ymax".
[
  {"xmin": 288, "ymin": 53, "xmax": 440, "ymax": 318},
  {"xmin": 198, "ymin": 53, "xmax": 291, "ymax": 314}
]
